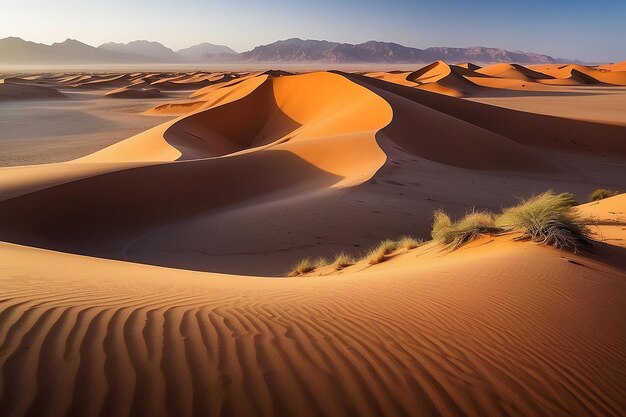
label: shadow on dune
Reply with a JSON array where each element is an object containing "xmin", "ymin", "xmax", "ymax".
[
  {"xmin": 163, "ymin": 80, "xmax": 302, "ymax": 159},
  {"xmin": 341, "ymin": 72, "xmax": 626, "ymax": 158},
  {"xmin": 0, "ymin": 150, "xmax": 343, "ymax": 262}
]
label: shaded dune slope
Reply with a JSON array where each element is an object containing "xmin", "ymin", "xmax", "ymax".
[
  {"xmin": 0, "ymin": 71, "xmax": 625, "ymax": 275},
  {"xmin": 344, "ymin": 72, "xmax": 626, "ymax": 157},
  {"xmin": 406, "ymin": 60, "xmax": 481, "ymax": 97},
  {"xmin": 0, "ymin": 72, "xmax": 391, "ymax": 258},
  {"xmin": 0, "ymin": 82, "xmax": 65, "ymax": 101}
]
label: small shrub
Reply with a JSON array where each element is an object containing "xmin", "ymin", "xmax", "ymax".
[
  {"xmin": 588, "ymin": 189, "xmax": 619, "ymax": 202},
  {"xmin": 496, "ymin": 191, "xmax": 591, "ymax": 252},
  {"xmin": 332, "ymin": 252, "xmax": 356, "ymax": 270},
  {"xmin": 397, "ymin": 235, "xmax": 422, "ymax": 250},
  {"xmin": 432, "ymin": 209, "xmax": 500, "ymax": 249}
]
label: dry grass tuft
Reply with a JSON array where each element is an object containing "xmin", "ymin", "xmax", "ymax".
[
  {"xmin": 363, "ymin": 239, "xmax": 398, "ymax": 265},
  {"xmin": 288, "ymin": 257, "xmax": 328, "ymax": 276},
  {"xmin": 397, "ymin": 235, "xmax": 422, "ymax": 250},
  {"xmin": 332, "ymin": 252, "xmax": 356, "ymax": 270},
  {"xmin": 363, "ymin": 246, "xmax": 387, "ymax": 265},
  {"xmin": 288, "ymin": 258, "xmax": 315, "ymax": 276},
  {"xmin": 431, "ymin": 209, "xmax": 500, "ymax": 249},
  {"xmin": 431, "ymin": 209, "xmax": 453, "ymax": 241},
  {"xmin": 588, "ymin": 189, "xmax": 619, "ymax": 202},
  {"xmin": 496, "ymin": 191, "xmax": 591, "ymax": 252}
]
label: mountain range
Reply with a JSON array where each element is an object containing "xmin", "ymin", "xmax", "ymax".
[{"xmin": 0, "ymin": 36, "xmax": 564, "ymax": 65}]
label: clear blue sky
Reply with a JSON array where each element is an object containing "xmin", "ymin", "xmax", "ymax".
[{"xmin": 0, "ymin": 0, "xmax": 624, "ymax": 62}]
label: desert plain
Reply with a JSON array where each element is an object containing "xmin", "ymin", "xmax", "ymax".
[{"xmin": 0, "ymin": 61, "xmax": 625, "ymax": 417}]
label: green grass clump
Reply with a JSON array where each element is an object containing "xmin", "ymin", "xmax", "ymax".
[
  {"xmin": 332, "ymin": 252, "xmax": 356, "ymax": 270},
  {"xmin": 397, "ymin": 235, "xmax": 422, "ymax": 250},
  {"xmin": 431, "ymin": 209, "xmax": 500, "ymax": 249},
  {"xmin": 588, "ymin": 189, "xmax": 619, "ymax": 202},
  {"xmin": 496, "ymin": 191, "xmax": 591, "ymax": 252}
]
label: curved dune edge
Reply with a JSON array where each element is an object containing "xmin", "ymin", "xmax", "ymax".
[
  {"xmin": 366, "ymin": 60, "xmax": 626, "ymax": 95},
  {"xmin": 2, "ymin": 69, "xmax": 626, "ymax": 272},
  {"xmin": 0, "ymin": 195, "xmax": 624, "ymax": 417},
  {"xmin": 0, "ymin": 72, "xmax": 392, "ymax": 262}
]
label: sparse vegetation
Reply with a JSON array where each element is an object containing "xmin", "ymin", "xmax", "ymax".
[
  {"xmin": 288, "ymin": 257, "xmax": 316, "ymax": 277},
  {"xmin": 313, "ymin": 257, "xmax": 328, "ymax": 268},
  {"xmin": 588, "ymin": 189, "xmax": 619, "ymax": 202},
  {"xmin": 378, "ymin": 239, "xmax": 399, "ymax": 254},
  {"xmin": 289, "ymin": 190, "xmax": 594, "ymax": 276},
  {"xmin": 397, "ymin": 235, "xmax": 422, "ymax": 250},
  {"xmin": 431, "ymin": 209, "xmax": 453, "ymax": 241},
  {"xmin": 496, "ymin": 191, "xmax": 591, "ymax": 252},
  {"xmin": 363, "ymin": 239, "xmax": 402, "ymax": 265},
  {"xmin": 431, "ymin": 209, "xmax": 500, "ymax": 249},
  {"xmin": 332, "ymin": 252, "xmax": 356, "ymax": 270},
  {"xmin": 364, "ymin": 245, "xmax": 388, "ymax": 265}
]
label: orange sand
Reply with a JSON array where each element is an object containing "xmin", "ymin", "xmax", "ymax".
[{"xmin": 1, "ymin": 64, "xmax": 625, "ymax": 417}]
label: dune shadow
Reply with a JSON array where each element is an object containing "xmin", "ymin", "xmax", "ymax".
[
  {"xmin": 0, "ymin": 150, "xmax": 344, "ymax": 269},
  {"xmin": 339, "ymin": 72, "xmax": 626, "ymax": 158},
  {"xmin": 162, "ymin": 79, "xmax": 302, "ymax": 159}
]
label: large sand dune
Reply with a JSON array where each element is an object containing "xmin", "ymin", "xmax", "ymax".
[
  {"xmin": 0, "ymin": 195, "xmax": 624, "ymax": 417},
  {"xmin": 1, "ymin": 63, "xmax": 625, "ymax": 417}
]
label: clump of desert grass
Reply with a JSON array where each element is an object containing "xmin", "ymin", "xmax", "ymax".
[
  {"xmin": 288, "ymin": 256, "xmax": 328, "ymax": 277},
  {"xmin": 496, "ymin": 191, "xmax": 591, "ymax": 252},
  {"xmin": 332, "ymin": 252, "xmax": 356, "ymax": 270},
  {"xmin": 363, "ymin": 239, "xmax": 400, "ymax": 265},
  {"xmin": 431, "ymin": 209, "xmax": 501, "ymax": 249},
  {"xmin": 588, "ymin": 189, "xmax": 619, "ymax": 202},
  {"xmin": 397, "ymin": 235, "xmax": 422, "ymax": 250}
]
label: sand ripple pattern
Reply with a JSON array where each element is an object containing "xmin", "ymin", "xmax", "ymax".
[{"xmin": 1, "ymin": 245, "xmax": 624, "ymax": 417}]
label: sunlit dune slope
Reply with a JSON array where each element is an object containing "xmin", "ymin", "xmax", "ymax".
[
  {"xmin": 0, "ymin": 72, "xmax": 391, "ymax": 259},
  {"xmin": 0, "ymin": 195, "xmax": 624, "ymax": 417},
  {"xmin": 1, "ymin": 68, "xmax": 626, "ymax": 276}
]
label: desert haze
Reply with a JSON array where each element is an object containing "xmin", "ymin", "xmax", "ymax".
[{"xmin": 0, "ymin": 43, "xmax": 625, "ymax": 417}]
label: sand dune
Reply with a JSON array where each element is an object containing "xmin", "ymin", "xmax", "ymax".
[
  {"xmin": 367, "ymin": 60, "xmax": 626, "ymax": 94},
  {"xmin": 1, "ymin": 69, "xmax": 626, "ymax": 274},
  {"xmin": 406, "ymin": 60, "xmax": 480, "ymax": 97},
  {"xmin": 105, "ymin": 86, "xmax": 163, "ymax": 98},
  {"xmin": 1, "ymin": 64, "xmax": 625, "ymax": 417},
  {"xmin": 0, "ymin": 195, "xmax": 624, "ymax": 417},
  {"xmin": 598, "ymin": 60, "xmax": 626, "ymax": 71},
  {"xmin": 0, "ymin": 82, "xmax": 65, "ymax": 100}
]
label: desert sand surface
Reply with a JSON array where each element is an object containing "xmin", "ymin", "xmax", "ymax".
[{"xmin": 1, "ymin": 62, "xmax": 625, "ymax": 417}]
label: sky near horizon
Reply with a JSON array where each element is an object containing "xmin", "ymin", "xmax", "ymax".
[{"xmin": 0, "ymin": 0, "xmax": 624, "ymax": 62}]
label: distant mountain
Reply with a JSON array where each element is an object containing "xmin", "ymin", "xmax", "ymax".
[
  {"xmin": 422, "ymin": 46, "xmax": 557, "ymax": 64},
  {"xmin": 177, "ymin": 43, "xmax": 237, "ymax": 60},
  {"xmin": 237, "ymin": 38, "xmax": 558, "ymax": 64},
  {"xmin": 0, "ymin": 37, "xmax": 134, "ymax": 64},
  {"xmin": 0, "ymin": 36, "xmax": 563, "ymax": 66},
  {"xmin": 98, "ymin": 40, "xmax": 182, "ymax": 62}
]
